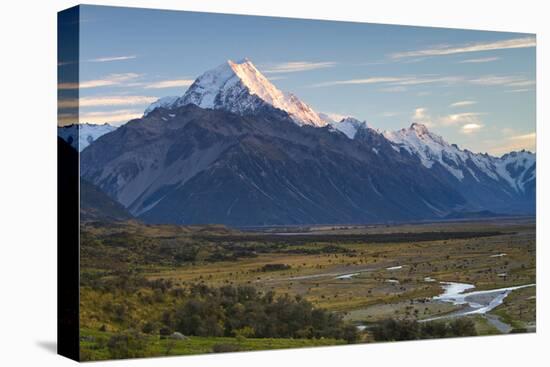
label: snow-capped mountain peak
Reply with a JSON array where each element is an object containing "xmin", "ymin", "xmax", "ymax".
[
  {"xmin": 410, "ymin": 122, "xmax": 429, "ymax": 133},
  {"xmin": 329, "ymin": 117, "xmax": 368, "ymax": 139},
  {"xmin": 143, "ymin": 96, "xmax": 179, "ymax": 116},
  {"xmin": 493, "ymin": 150, "xmax": 536, "ymax": 192},
  {"xmin": 137, "ymin": 58, "xmax": 535, "ymax": 200},
  {"xmin": 384, "ymin": 123, "xmax": 452, "ymax": 155},
  {"xmin": 171, "ymin": 59, "xmax": 327, "ymax": 127},
  {"xmin": 396, "ymin": 123, "xmax": 447, "ymax": 146},
  {"xmin": 58, "ymin": 123, "xmax": 118, "ymax": 152},
  {"xmin": 382, "ymin": 123, "xmax": 535, "ymax": 193},
  {"xmin": 383, "ymin": 122, "xmax": 499, "ymax": 182}
]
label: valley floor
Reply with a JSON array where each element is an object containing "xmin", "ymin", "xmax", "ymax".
[{"xmin": 79, "ymin": 217, "xmax": 536, "ymax": 360}]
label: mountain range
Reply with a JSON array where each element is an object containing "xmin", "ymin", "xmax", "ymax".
[
  {"xmin": 58, "ymin": 123, "xmax": 117, "ymax": 152},
  {"xmin": 62, "ymin": 58, "xmax": 535, "ymax": 225}
]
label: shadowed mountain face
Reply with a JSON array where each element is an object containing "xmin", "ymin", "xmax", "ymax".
[
  {"xmin": 58, "ymin": 137, "xmax": 133, "ymax": 221},
  {"xmin": 80, "ymin": 105, "xmax": 468, "ymax": 226},
  {"xmin": 80, "ymin": 179, "xmax": 133, "ymax": 221}
]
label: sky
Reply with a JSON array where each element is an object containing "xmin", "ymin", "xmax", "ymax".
[{"xmin": 58, "ymin": 5, "xmax": 536, "ymax": 156}]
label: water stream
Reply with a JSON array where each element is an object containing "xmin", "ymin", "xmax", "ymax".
[{"xmin": 421, "ymin": 281, "xmax": 535, "ymax": 330}]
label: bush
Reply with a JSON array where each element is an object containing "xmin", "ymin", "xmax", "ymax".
[
  {"xmin": 448, "ymin": 318, "xmax": 477, "ymax": 337},
  {"xmin": 170, "ymin": 284, "xmax": 358, "ymax": 342},
  {"xmin": 372, "ymin": 319, "xmax": 419, "ymax": 341},
  {"xmin": 341, "ymin": 324, "xmax": 360, "ymax": 343},
  {"xmin": 420, "ymin": 320, "xmax": 448, "ymax": 339},
  {"xmin": 141, "ymin": 321, "xmax": 155, "ymax": 334},
  {"xmin": 371, "ymin": 318, "xmax": 477, "ymax": 342},
  {"xmin": 260, "ymin": 264, "xmax": 291, "ymax": 272}
]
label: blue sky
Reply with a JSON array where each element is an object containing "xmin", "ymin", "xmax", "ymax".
[{"xmin": 59, "ymin": 5, "xmax": 536, "ymax": 156}]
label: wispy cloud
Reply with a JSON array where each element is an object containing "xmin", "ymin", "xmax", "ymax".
[
  {"xmin": 396, "ymin": 76, "xmax": 462, "ymax": 86},
  {"xmin": 144, "ymin": 79, "xmax": 194, "ymax": 89},
  {"xmin": 311, "ymin": 76, "xmax": 408, "ymax": 87},
  {"xmin": 488, "ymin": 132, "xmax": 536, "ymax": 155},
  {"xmin": 458, "ymin": 56, "xmax": 500, "ymax": 64},
  {"xmin": 440, "ymin": 112, "xmax": 484, "ymax": 126},
  {"xmin": 263, "ymin": 61, "xmax": 336, "ymax": 74},
  {"xmin": 311, "ymin": 75, "xmax": 464, "ymax": 91},
  {"xmin": 311, "ymin": 75, "xmax": 461, "ymax": 88},
  {"xmin": 58, "ymin": 113, "xmax": 78, "ymax": 126},
  {"xmin": 505, "ymin": 88, "xmax": 533, "ymax": 93},
  {"xmin": 79, "ymin": 109, "xmax": 143, "ymax": 125},
  {"xmin": 87, "ymin": 55, "xmax": 137, "ymax": 63},
  {"xmin": 411, "ymin": 107, "xmax": 434, "ymax": 127},
  {"xmin": 58, "ymin": 73, "xmax": 140, "ymax": 90},
  {"xmin": 450, "ymin": 100, "xmax": 477, "ymax": 108},
  {"xmin": 59, "ymin": 95, "xmax": 158, "ymax": 109},
  {"xmin": 469, "ymin": 75, "xmax": 535, "ymax": 87},
  {"xmin": 501, "ymin": 127, "xmax": 516, "ymax": 136},
  {"xmin": 410, "ymin": 107, "xmax": 486, "ymax": 131},
  {"xmin": 390, "ymin": 36, "xmax": 535, "ymax": 59},
  {"xmin": 58, "ymin": 56, "xmax": 136, "ymax": 67},
  {"xmin": 58, "ymin": 60, "xmax": 76, "ymax": 67},
  {"xmin": 311, "ymin": 73, "xmax": 533, "ymax": 90},
  {"xmin": 461, "ymin": 123, "xmax": 484, "ymax": 134}
]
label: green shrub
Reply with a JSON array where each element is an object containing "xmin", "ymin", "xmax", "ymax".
[
  {"xmin": 371, "ymin": 318, "xmax": 477, "ymax": 342},
  {"xmin": 170, "ymin": 284, "xmax": 357, "ymax": 342},
  {"xmin": 260, "ymin": 264, "xmax": 291, "ymax": 272},
  {"xmin": 141, "ymin": 321, "xmax": 155, "ymax": 334}
]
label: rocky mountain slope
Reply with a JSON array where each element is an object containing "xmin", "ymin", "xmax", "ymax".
[{"xmin": 78, "ymin": 58, "xmax": 535, "ymax": 225}]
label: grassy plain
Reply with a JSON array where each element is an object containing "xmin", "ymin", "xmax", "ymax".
[
  {"xmin": 79, "ymin": 217, "xmax": 535, "ymax": 360},
  {"xmin": 80, "ymin": 327, "xmax": 344, "ymax": 361}
]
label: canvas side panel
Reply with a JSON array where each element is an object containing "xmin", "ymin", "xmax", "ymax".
[{"xmin": 57, "ymin": 5, "xmax": 80, "ymax": 362}]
